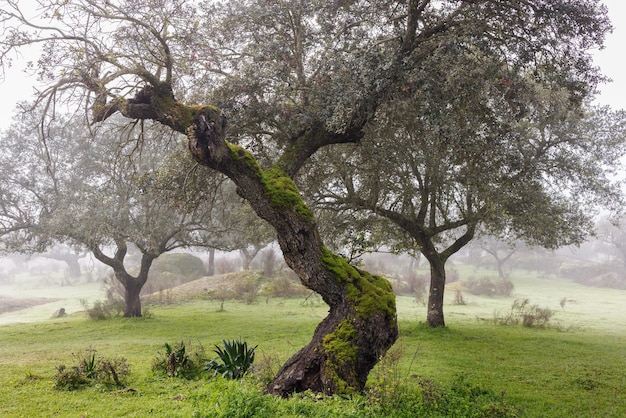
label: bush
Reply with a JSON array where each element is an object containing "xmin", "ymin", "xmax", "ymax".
[
  {"xmin": 233, "ymin": 276, "xmax": 259, "ymax": 304},
  {"xmin": 152, "ymin": 341, "xmax": 206, "ymax": 379},
  {"xmin": 53, "ymin": 348, "xmax": 130, "ymax": 390},
  {"xmin": 494, "ymin": 298, "xmax": 554, "ymax": 328},
  {"xmin": 205, "ymin": 339, "xmax": 257, "ymax": 380},
  {"xmin": 465, "ymin": 277, "xmax": 514, "ymax": 296},
  {"xmin": 80, "ymin": 297, "xmax": 124, "ymax": 320},
  {"xmin": 263, "ymin": 275, "xmax": 308, "ymax": 298}
]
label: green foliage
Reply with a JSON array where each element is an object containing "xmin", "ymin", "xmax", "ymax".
[
  {"xmin": 205, "ymin": 339, "xmax": 257, "ymax": 380},
  {"xmin": 53, "ymin": 348, "xmax": 130, "ymax": 390},
  {"xmin": 152, "ymin": 341, "xmax": 205, "ymax": 379}
]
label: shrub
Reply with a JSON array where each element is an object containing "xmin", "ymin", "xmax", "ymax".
[
  {"xmin": 263, "ymin": 275, "xmax": 308, "ymax": 298},
  {"xmin": 494, "ymin": 298, "xmax": 554, "ymax": 328},
  {"xmin": 152, "ymin": 341, "xmax": 206, "ymax": 379},
  {"xmin": 233, "ymin": 276, "xmax": 259, "ymax": 304},
  {"xmin": 465, "ymin": 277, "xmax": 514, "ymax": 296},
  {"xmin": 53, "ymin": 348, "xmax": 130, "ymax": 390},
  {"xmin": 368, "ymin": 374, "xmax": 519, "ymax": 417},
  {"xmin": 80, "ymin": 297, "xmax": 124, "ymax": 320},
  {"xmin": 205, "ymin": 339, "xmax": 257, "ymax": 380}
]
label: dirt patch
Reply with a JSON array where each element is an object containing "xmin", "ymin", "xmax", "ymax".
[{"xmin": 0, "ymin": 295, "xmax": 61, "ymax": 314}]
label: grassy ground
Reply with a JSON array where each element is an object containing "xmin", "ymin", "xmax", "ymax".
[{"xmin": 0, "ymin": 271, "xmax": 625, "ymax": 417}]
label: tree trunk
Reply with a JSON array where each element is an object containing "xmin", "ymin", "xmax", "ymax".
[
  {"xmin": 64, "ymin": 257, "xmax": 82, "ymax": 278},
  {"xmin": 426, "ymin": 256, "xmax": 446, "ymax": 328},
  {"xmin": 120, "ymin": 271, "xmax": 143, "ymax": 317},
  {"xmin": 207, "ymin": 248, "xmax": 215, "ymax": 276},
  {"xmin": 186, "ymin": 114, "xmax": 398, "ymax": 396},
  {"xmin": 496, "ymin": 258, "xmax": 505, "ymax": 279},
  {"xmin": 240, "ymin": 249, "xmax": 252, "ymax": 270},
  {"xmin": 92, "ymin": 243, "xmax": 155, "ymax": 318}
]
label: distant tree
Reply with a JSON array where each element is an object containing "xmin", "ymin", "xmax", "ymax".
[
  {"xmin": 478, "ymin": 237, "xmax": 517, "ymax": 279},
  {"xmin": 40, "ymin": 244, "xmax": 87, "ymax": 280},
  {"xmin": 596, "ymin": 216, "xmax": 626, "ymax": 268},
  {"xmin": 313, "ymin": 51, "xmax": 626, "ymax": 327},
  {"xmin": 0, "ymin": 112, "xmax": 227, "ymax": 316}
]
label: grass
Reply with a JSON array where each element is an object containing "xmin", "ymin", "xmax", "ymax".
[{"xmin": 1, "ymin": 271, "xmax": 625, "ymax": 417}]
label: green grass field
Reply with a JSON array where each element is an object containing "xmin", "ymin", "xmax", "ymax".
[{"xmin": 0, "ymin": 271, "xmax": 624, "ymax": 417}]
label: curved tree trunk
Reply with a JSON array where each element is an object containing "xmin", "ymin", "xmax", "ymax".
[
  {"xmin": 186, "ymin": 113, "xmax": 398, "ymax": 396},
  {"xmin": 92, "ymin": 243, "xmax": 155, "ymax": 318},
  {"xmin": 117, "ymin": 270, "xmax": 144, "ymax": 317}
]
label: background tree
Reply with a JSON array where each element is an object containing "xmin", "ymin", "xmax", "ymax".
[
  {"xmin": 312, "ymin": 42, "xmax": 625, "ymax": 326},
  {"xmin": 0, "ymin": 0, "xmax": 617, "ymax": 393},
  {"xmin": 478, "ymin": 237, "xmax": 518, "ymax": 279},
  {"xmin": 0, "ymin": 112, "xmax": 228, "ymax": 316},
  {"xmin": 596, "ymin": 215, "xmax": 626, "ymax": 270}
]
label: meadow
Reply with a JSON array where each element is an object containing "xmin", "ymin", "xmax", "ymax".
[{"xmin": 0, "ymin": 268, "xmax": 624, "ymax": 417}]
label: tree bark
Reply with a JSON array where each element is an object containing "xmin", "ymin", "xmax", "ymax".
[
  {"xmin": 207, "ymin": 248, "xmax": 215, "ymax": 276},
  {"xmin": 425, "ymin": 254, "xmax": 446, "ymax": 328},
  {"xmin": 185, "ymin": 112, "xmax": 398, "ymax": 395},
  {"xmin": 117, "ymin": 271, "xmax": 144, "ymax": 317},
  {"xmin": 91, "ymin": 243, "xmax": 155, "ymax": 318}
]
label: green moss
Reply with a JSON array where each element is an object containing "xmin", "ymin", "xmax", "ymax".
[
  {"xmin": 261, "ymin": 167, "xmax": 313, "ymax": 220},
  {"xmin": 320, "ymin": 248, "xmax": 396, "ymax": 320},
  {"xmin": 322, "ymin": 319, "xmax": 359, "ymax": 393},
  {"xmin": 227, "ymin": 143, "xmax": 263, "ymax": 175}
]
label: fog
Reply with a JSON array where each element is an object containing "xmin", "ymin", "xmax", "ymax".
[{"xmin": 1, "ymin": 235, "xmax": 625, "ymax": 328}]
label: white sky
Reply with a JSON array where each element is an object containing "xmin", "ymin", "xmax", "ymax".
[{"xmin": 0, "ymin": 1, "xmax": 625, "ymax": 129}]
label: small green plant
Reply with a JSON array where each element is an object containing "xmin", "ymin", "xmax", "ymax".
[
  {"xmin": 81, "ymin": 349, "xmax": 99, "ymax": 379},
  {"xmin": 205, "ymin": 339, "xmax": 257, "ymax": 379},
  {"xmin": 152, "ymin": 341, "xmax": 205, "ymax": 379}
]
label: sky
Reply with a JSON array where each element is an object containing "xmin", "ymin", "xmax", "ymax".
[{"xmin": 0, "ymin": 1, "xmax": 625, "ymax": 129}]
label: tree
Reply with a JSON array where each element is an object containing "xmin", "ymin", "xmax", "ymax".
[
  {"xmin": 40, "ymin": 244, "xmax": 87, "ymax": 280},
  {"xmin": 478, "ymin": 237, "xmax": 517, "ymax": 279},
  {"xmin": 0, "ymin": 112, "xmax": 228, "ymax": 316},
  {"xmin": 313, "ymin": 48, "xmax": 625, "ymax": 327},
  {"xmin": 0, "ymin": 0, "xmax": 616, "ymax": 394},
  {"xmin": 596, "ymin": 215, "xmax": 626, "ymax": 269}
]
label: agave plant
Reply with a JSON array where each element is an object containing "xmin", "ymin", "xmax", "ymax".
[{"xmin": 205, "ymin": 339, "xmax": 257, "ymax": 379}]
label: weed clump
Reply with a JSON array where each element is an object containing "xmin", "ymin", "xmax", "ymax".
[
  {"xmin": 494, "ymin": 298, "xmax": 554, "ymax": 328},
  {"xmin": 152, "ymin": 340, "xmax": 206, "ymax": 379},
  {"xmin": 53, "ymin": 348, "xmax": 130, "ymax": 390}
]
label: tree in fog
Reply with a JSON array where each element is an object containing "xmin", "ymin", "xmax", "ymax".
[
  {"xmin": 0, "ymin": 112, "xmax": 230, "ymax": 316},
  {"xmin": 596, "ymin": 216, "xmax": 626, "ymax": 269},
  {"xmin": 0, "ymin": 0, "xmax": 617, "ymax": 394},
  {"xmin": 475, "ymin": 237, "xmax": 517, "ymax": 279},
  {"xmin": 312, "ymin": 41, "xmax": 625, "ymax": 326}
]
